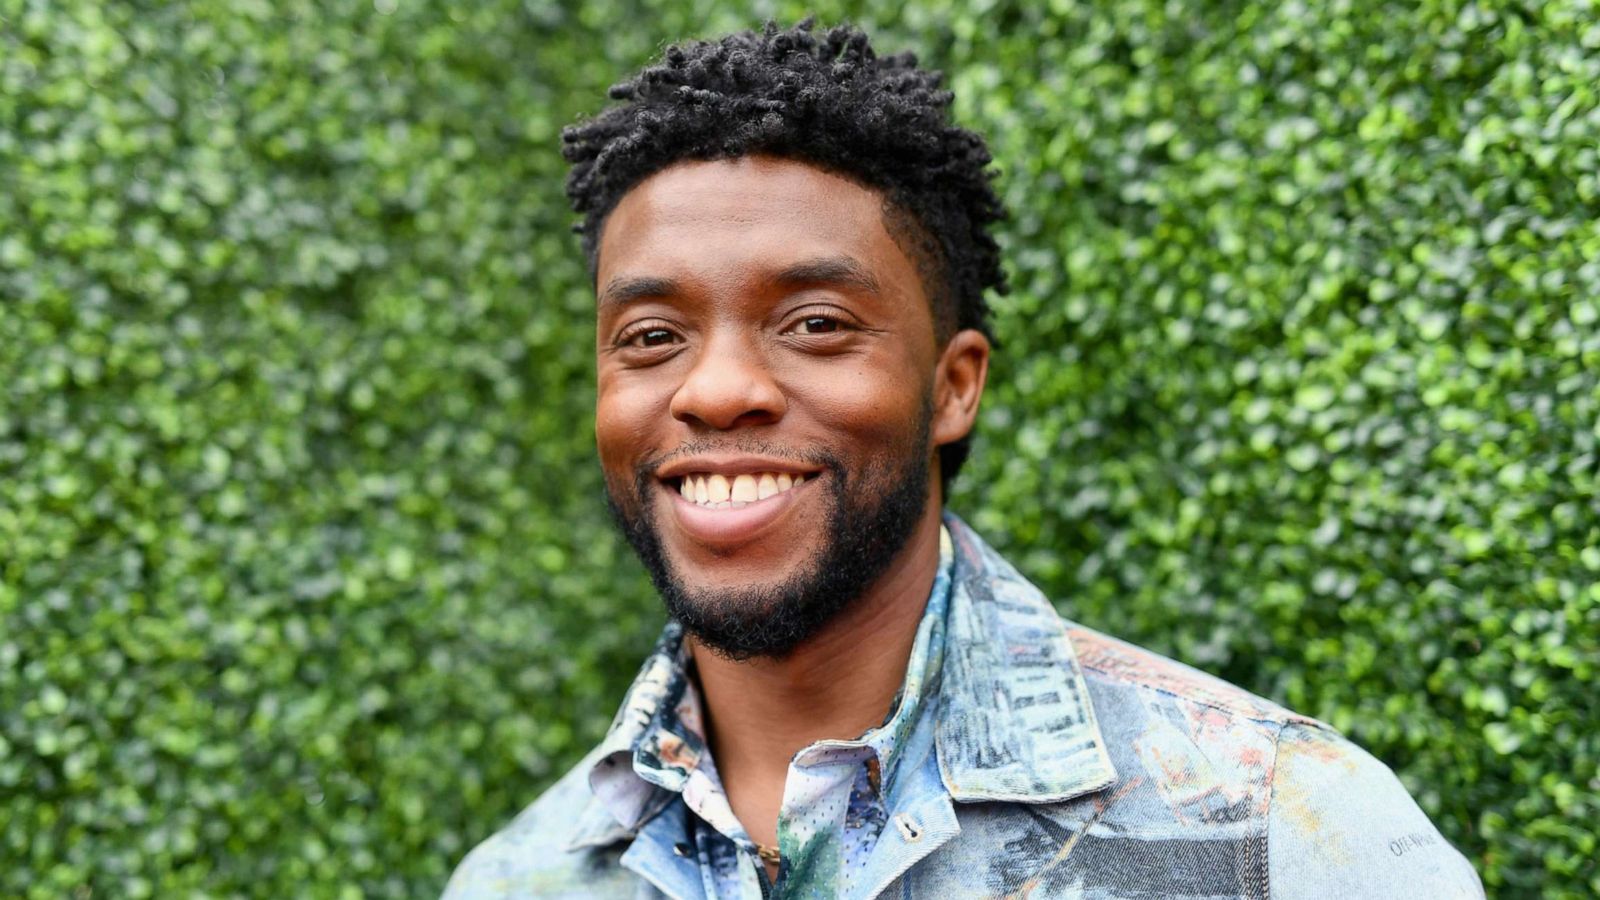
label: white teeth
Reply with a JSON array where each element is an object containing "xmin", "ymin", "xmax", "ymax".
[{"xmin": 678, "ymin": 471, "xmax": 809, "ymax": 508}]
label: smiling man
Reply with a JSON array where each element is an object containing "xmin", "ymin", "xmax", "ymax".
[{"xmin": 444, "ymin": 21, "xmax": 1483, "ymax": 900}]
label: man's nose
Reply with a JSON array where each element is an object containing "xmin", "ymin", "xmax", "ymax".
[{"xmin": 669, "ymin": 336, "xmax": 786, "ymax": 430}]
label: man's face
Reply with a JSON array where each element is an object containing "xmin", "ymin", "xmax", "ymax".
[{"xmin": 594, "ymin": 156, "xmax": 954, "ymax": 659}]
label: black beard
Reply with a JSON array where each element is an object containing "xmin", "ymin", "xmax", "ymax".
[{"xmin": 604, "ymin": 416, "xmax": 933, "ymax": 661}]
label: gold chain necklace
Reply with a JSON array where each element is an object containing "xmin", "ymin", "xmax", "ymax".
[{"xmin": 755, "ymin": 843, "xmax": 781, "ymax": 865}]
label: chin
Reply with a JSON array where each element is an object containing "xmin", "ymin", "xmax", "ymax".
[{"xmin": 607, "ymin": 422, "xmax": 935, "ymax": 660}]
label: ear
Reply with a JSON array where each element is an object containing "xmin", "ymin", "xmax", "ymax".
[{"xmin": 930, "ymin": 329, "xmax": 991, "ymax": 448}]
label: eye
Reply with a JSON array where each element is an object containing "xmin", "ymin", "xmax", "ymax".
[
  {"xmin": 616, "ymin": 323, "xmax": 682, "ymax": 349},
  {"xmin": 788, "ymin": 315, "xmax": 843, "ymax": 335}
]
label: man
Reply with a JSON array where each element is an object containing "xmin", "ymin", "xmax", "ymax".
[{"xmin": 445, "ymin": 21, "xmax": 1483, "ymax": 899}]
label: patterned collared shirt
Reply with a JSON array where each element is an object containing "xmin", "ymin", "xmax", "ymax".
[
  {"xmin": 584, "ymin": 526, "xmax": 955, "ymax": 898},
  {"xmin": 445, "ymin": 514, "xmax": 1484, "ymax": 899}
]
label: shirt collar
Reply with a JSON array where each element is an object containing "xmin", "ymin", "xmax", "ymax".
[
  {"xmin": 566, "ymin": 515, "xmax": 1117, "ymax": 851},
  {"xmin": 570, "ymin": 622, "xmax": 697, "ymax": 849}
]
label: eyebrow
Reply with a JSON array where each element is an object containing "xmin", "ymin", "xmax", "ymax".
[
  {"xmin": 598, "ymin": 275, "xmax": 678, "ymax": 311},
  {"xmin": 771, "ymin": 255, "xmax": 882, "ymax": 296},
  {"xmin": 598, "ymin": 255, "xmax": 882, "ymax": 311}
]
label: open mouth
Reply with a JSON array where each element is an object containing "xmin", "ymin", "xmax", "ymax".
[{"xmin": 672, "ymin": 471, "xmax": 809, "ymax": 510}]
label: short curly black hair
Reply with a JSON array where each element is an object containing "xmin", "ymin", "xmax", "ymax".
[{"xmin": 563, "ymin": 19, "xmax": 1007, "ymax": 491}]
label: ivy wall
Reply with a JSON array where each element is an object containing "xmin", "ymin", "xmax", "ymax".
[{"xmin": 2, "ymin": 0, "xmax": 1595, "ymax": 896}]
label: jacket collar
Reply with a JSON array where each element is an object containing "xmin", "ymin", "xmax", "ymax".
[
  {"xmin": 934, "ymin": 515, "xmax": 1118, "ymax": 803},
  {"xmin": 565, "ymin": 514, "xmax": 1118, "ymax": 851}
]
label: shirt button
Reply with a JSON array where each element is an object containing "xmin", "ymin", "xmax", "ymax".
[{"xmin": 673, "ymin": 842, "xmax": 692, "ymax": 858}]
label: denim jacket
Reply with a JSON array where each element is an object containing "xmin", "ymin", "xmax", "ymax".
[{"xmin": 444, "ymin": 515, "xmax": 1484, "ymax": 899}]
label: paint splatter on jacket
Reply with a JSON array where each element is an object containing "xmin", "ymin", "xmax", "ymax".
[{"xmin": 444, "ymin": 515, "xmax": 1483, "ymax": 899}]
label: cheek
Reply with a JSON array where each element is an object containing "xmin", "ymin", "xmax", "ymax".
[
  {"xmin": 786, "ymin": 358, "xmax": 931, "ymax": 445},
  {"xmin": 594, "ymin": 375, "xmax": 670, "ymax": 470}
]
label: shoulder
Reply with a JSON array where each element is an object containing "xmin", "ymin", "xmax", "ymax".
[
  {"xmin": 1066, "ymin": 622, "xmax": 1316, "ymax": 820},
  {"xmin": 1266, "ymin": 721, "xmax": 1484, "ymax": 897},
  {"xmin": 442, "ymin": 754, "xmax": 634, "ymax": 900},
  {"xmin": 1068, "ymin": 623, "xmax": 1313, "ymax": 727},
  {"xmin": 1065, "ymin": 623, "xmax": 1483, "ymax": 898}
]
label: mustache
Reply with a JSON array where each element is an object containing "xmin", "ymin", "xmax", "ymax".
[{"xmin": 635, "ymin": 440, "xmax": 836, "ymax": 479}]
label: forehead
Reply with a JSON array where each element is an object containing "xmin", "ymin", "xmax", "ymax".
[{"xmin": 595, "ymin": 156, "xmax": 917, "ymax": 292}]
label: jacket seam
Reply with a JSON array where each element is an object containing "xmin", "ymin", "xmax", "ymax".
[
  {"xmin": 1079, "ymin": 662, "xmax": 1316, "ymax": 728},
  {"xmin": 1261, "ymin": 718, "xmax": 1294, "ymax": 900}
]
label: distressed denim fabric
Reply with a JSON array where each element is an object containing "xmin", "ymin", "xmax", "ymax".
[{"xmin": 444, "ymin": 514, "xmax": 1484, "ymax": 899}]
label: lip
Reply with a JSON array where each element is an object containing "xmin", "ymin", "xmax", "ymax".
[
  {"xmin": 655, "ymin": 454, "xmax": 823, "ymax": 481},
  {"xmin": 664, "ymin": 472, "xmax": 818, "ymax": 549}
]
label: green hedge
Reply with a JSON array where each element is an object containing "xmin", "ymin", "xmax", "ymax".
[{"xmin": 2, "ymin": 0, "xmax": 1595, "ymax": 896}]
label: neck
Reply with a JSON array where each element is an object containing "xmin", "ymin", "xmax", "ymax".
[{"xmin": 688, "ymin": 505, "xmax": 944, "ymax": 793}]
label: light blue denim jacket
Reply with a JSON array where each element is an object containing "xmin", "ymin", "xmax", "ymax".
[{"xmin": 445, "ymin": 515, "xmax": 1483, "ymax": 899}]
